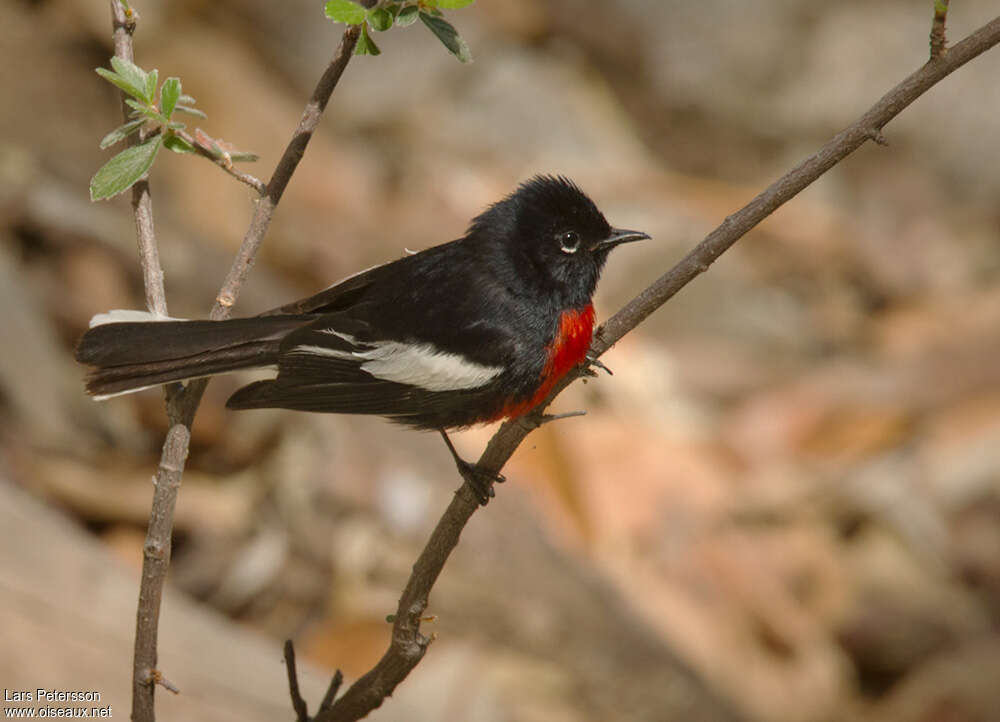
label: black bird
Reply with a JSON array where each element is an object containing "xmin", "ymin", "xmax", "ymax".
[{"xmin": 75, "ymin": 175, "xmax": 649, "ymax": 502}]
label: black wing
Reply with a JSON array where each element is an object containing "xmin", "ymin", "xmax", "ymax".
[
  {"xmin": 226, "ymin": 313, "xmax": 515, "ymax": 428},
  {"xmin": 230, "ymin": 237, "xmax": 546, "ymax": 428},
  {"xmin": 256, "ymin": 239, "xmax": 462, "ymax": 317}
]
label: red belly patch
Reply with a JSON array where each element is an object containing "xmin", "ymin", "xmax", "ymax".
[{"xmin": 499, "ymin": 304, "xmax": 595, "ymax": 420}]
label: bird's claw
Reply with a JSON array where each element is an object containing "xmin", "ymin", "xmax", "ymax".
[
  {"xmin": 439, "ymin": 430, "xmax": 504, "ymax": 505},
  {"xmin": 455, "ymin": 459, "xmax": 505, "ymax": 506},
  {"xmin": 583, "ymin": 354, "xmax": 613, "ymax": 377}
]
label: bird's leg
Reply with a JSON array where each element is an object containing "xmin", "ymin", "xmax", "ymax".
[
  {"xmin": 439, "ymin": 430, "xmax": 505, "ymax": 506},
  {"xmin": 518, "ymin": 409, "xmax": 587, "ymax": 431}
]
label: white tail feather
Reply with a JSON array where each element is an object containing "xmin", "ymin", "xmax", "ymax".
[
  {"xmin": 91, "ymin": 383, "xmax": 164, "ymax": 401},
  {"xmin": 88, "ymin": 309, "xmax": 186, "ymax": 328}
]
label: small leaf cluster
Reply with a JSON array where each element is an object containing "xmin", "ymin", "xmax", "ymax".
[
  {"xmin": 91, "ymin": 57, "xmax": 207, "ymax": 200},
  {"xmin": 325, "ymin": 0, "xmax": 474, "ymax": 63}
]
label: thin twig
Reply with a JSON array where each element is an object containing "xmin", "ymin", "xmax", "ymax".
[
  {"xmin": 163, "ymin": 20, "xmax": 362, "ymax": 443},
  {"xmin": 320, "ymin": 14, "xmax": 1000, "ymax": 722},
  {"xmin": 109, "ymin": 4, "xmax": 183, "ymax": 721},
  {"xmin": 210, "ymin": 23, "xmax": 362, "ymax": 318},
  {"xmin": 285, "ymin": 638, "xmax": 342, "ymax": 722},
  {"xmin": 132, "ymin": 423, "xmax": 189, "ymax": 722},
  {"xmin": 318, "ymin": 670, "xmax": 344, "ymax": 718},
  {"xmin": 174, "ymin": 127, "xmax": 266, "ymax": 194},
  {"xmin": 284, "ymin": 640, "xmax": 310, "ymax": 722},
  {"xmin": 110, "ymin": 0, "xmax": 166, "ymax": 317},
  {"xmin": 930, "ymin": 0, "xmax": 950, "ymax": 59},
  {"xmin": 315, "ymin": 488, "xmax": 474, "ymax": 722}
]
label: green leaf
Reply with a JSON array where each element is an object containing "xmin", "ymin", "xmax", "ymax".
[
  {"xmin": 160, "ymin": 76, "xmax": 181, "ymax": 118},
  {"xmin": 96, "ymin": 66, "xmax": 146, "ymax": 103},
  {"xmin": 109, "ymin": 56, "xmax": 150, "ymax": 102},
  {"xmin": 98, "ymin": 118, "xmax": 146, "ymax": 149},
  {"xmin": 368, "ymin": 7, "xmax": 393, "ymax": 31},
  {"xmin": 124, "ymin": 98, "xmax": 167, "ymax": 124},
  {"xmin": 436, "ymin": 0, "xmax": 475, "ymax": 8},
  {"xmin": 227, "ymin": 151, "xmax": 260, "ymax": 163},
  {"xmin": 325, "ymin": 0, "xmax": 366, "ymax": 24},
  {"xmin": 124, "ymin": 98, "xmax": 148, "ymax": 113},
  {"xmin": 90, "ymin": 135, "xmax": 163, "ymax": 201},
  {"xmin": 163, "ymin": 134, "xmax": 195, "ymax": 154},
  {"xmin": 395, "ymin": 5, "xmax": 419, "ymax": 26},
  {"xmin": 174, "ymin": 105, "xmax": 207, "ymax": 119},
  {"xmin": 145, "ymin": 68, "xmax": 158, "ymax": 106},
  {"xmin": 419, "ymin": 12, "xmax": 471, "ymax": 62},
  {"xmin": 354, "ymin": 23, "xmax": 382, "ymax": 55},
  {"xmin": 178, "ymin": 93, "xmax": 197, "ymax": 105}
]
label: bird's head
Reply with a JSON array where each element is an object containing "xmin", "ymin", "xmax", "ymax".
[{"xmin": 468, "ymin": 175, "xmax": 649, "ymax": 305}]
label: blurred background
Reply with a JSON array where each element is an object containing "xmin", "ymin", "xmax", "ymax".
[{"xmin": 2, "ymin": 1, "xmax": 999, "ymax": 720}]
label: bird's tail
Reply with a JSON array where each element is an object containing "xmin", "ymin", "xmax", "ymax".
[{"xmin": 75, "ymin": 310, "xmax": 313, "ymax": 399}]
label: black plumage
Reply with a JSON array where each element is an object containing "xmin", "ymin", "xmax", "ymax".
[{"xmin": 76, "ymin": 176, "xmax": 648, "ymax": 431}]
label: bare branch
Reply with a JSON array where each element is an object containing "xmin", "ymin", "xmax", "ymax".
[
  {"xmin": 132, "ymin": 423, "xmax": 189, "ymax": 722},
  {"xmin": 210, "ymin": 24, "xmax": 362, "ymax": 319},
  {"xmin": 285, "ymin": 638, "xmax": 343, "ymax": 722},
  {"xmin": 162, "ymin": 20, "xmax": 362, "ymax": 450},
  {"xmin": 317, "ymin": 487, "xmax": 477, "ymax": 721},
  {"xmin": 108, "ymin": 4, "xmax": 186, "ymax": 720},
  {"xmin": 110, "ymin": 0, "xmax": 166, "ymax": 317},
  {"xmin": 320, "ymin": 14, "xmax": 1000, "ymax": 720},
  {"xmin": 931, "ymin": 0, "xmax": 950, "ymax": 59},
  {"xmin": 284, "ymin": 640, "xmax": 310, "ymax": 722}
]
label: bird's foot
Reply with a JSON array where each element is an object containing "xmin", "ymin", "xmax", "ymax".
[
  {"xmin": 455, "ymin": 457, "xmax": 506, "ymax": 506},
  {"xmin": 439, "ymin": 430, "xmax": 505, "ymax": 506},
  {"xmin": 582, "ymin": 353, "xmax": 613, "ymax": 378}
]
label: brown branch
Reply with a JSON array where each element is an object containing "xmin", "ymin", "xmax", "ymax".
[
  {"xmin": 111, "ymin": 1, "xmax": 166, "ymax": 318},
  {"xmin": 285, "ymin": 640, "xmax": 343, "ymax": 722},
  {"xmin": 316, "ymin": 487, "xmax": 477, "ymax": 721},
  {"xmin": 210, "ymin": 23, "xmax": 362, "ymax": 318},
  {"xmin": 108, "ymin": 4, "xmax": 186, "ymax": 720},
  {"xmin": 107, "ymin": 3, "xmax": 362, "ymax": 719},
  {"xmin": 317, "ymin": 13, "xmax": 1000, "ymax": 721},
  {"xmin": 162, "ymin": 20, "xmax": 362, "ymax": 436},
  {"xmin": 930, "ymin": 0, "xmax": 950, "ymax": 59},
  {"xmin": 285, "ymin": 640, "xmax": 311, "ymax": 722},
  {"xmin": 131, "ymin": 423, "xmax": 189, "ymax": 722}
]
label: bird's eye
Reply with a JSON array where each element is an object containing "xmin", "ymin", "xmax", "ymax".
[{"xmin": 558, "ymin": 230, "xmax": 581, "ymax": 254}]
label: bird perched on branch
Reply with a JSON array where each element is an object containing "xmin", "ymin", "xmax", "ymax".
[{"xmin": 75, "ymin": 175, "xmax": 649, "ymax": 503}]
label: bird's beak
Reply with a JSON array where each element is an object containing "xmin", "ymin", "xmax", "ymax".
[{"xmin": 591, "ymin": 227, "xmax": 651, "ymax": 251}]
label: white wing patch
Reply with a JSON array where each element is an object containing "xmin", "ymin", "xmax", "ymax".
[{"xmin": 293, "ymin": 339, "xmax": 503, "ymax": 392}]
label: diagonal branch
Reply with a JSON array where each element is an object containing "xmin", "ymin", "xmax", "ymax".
[
  {"xmin": 164, "ymin": 22, "xmax": 362, "ymax": 425},
  {"xmin": 210, "ymin": 23, "xmax": 362, "ymax": 320},
  {"xmin": 317, "ymin": 13, "xmax": 1000, "ymax": 722}
]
